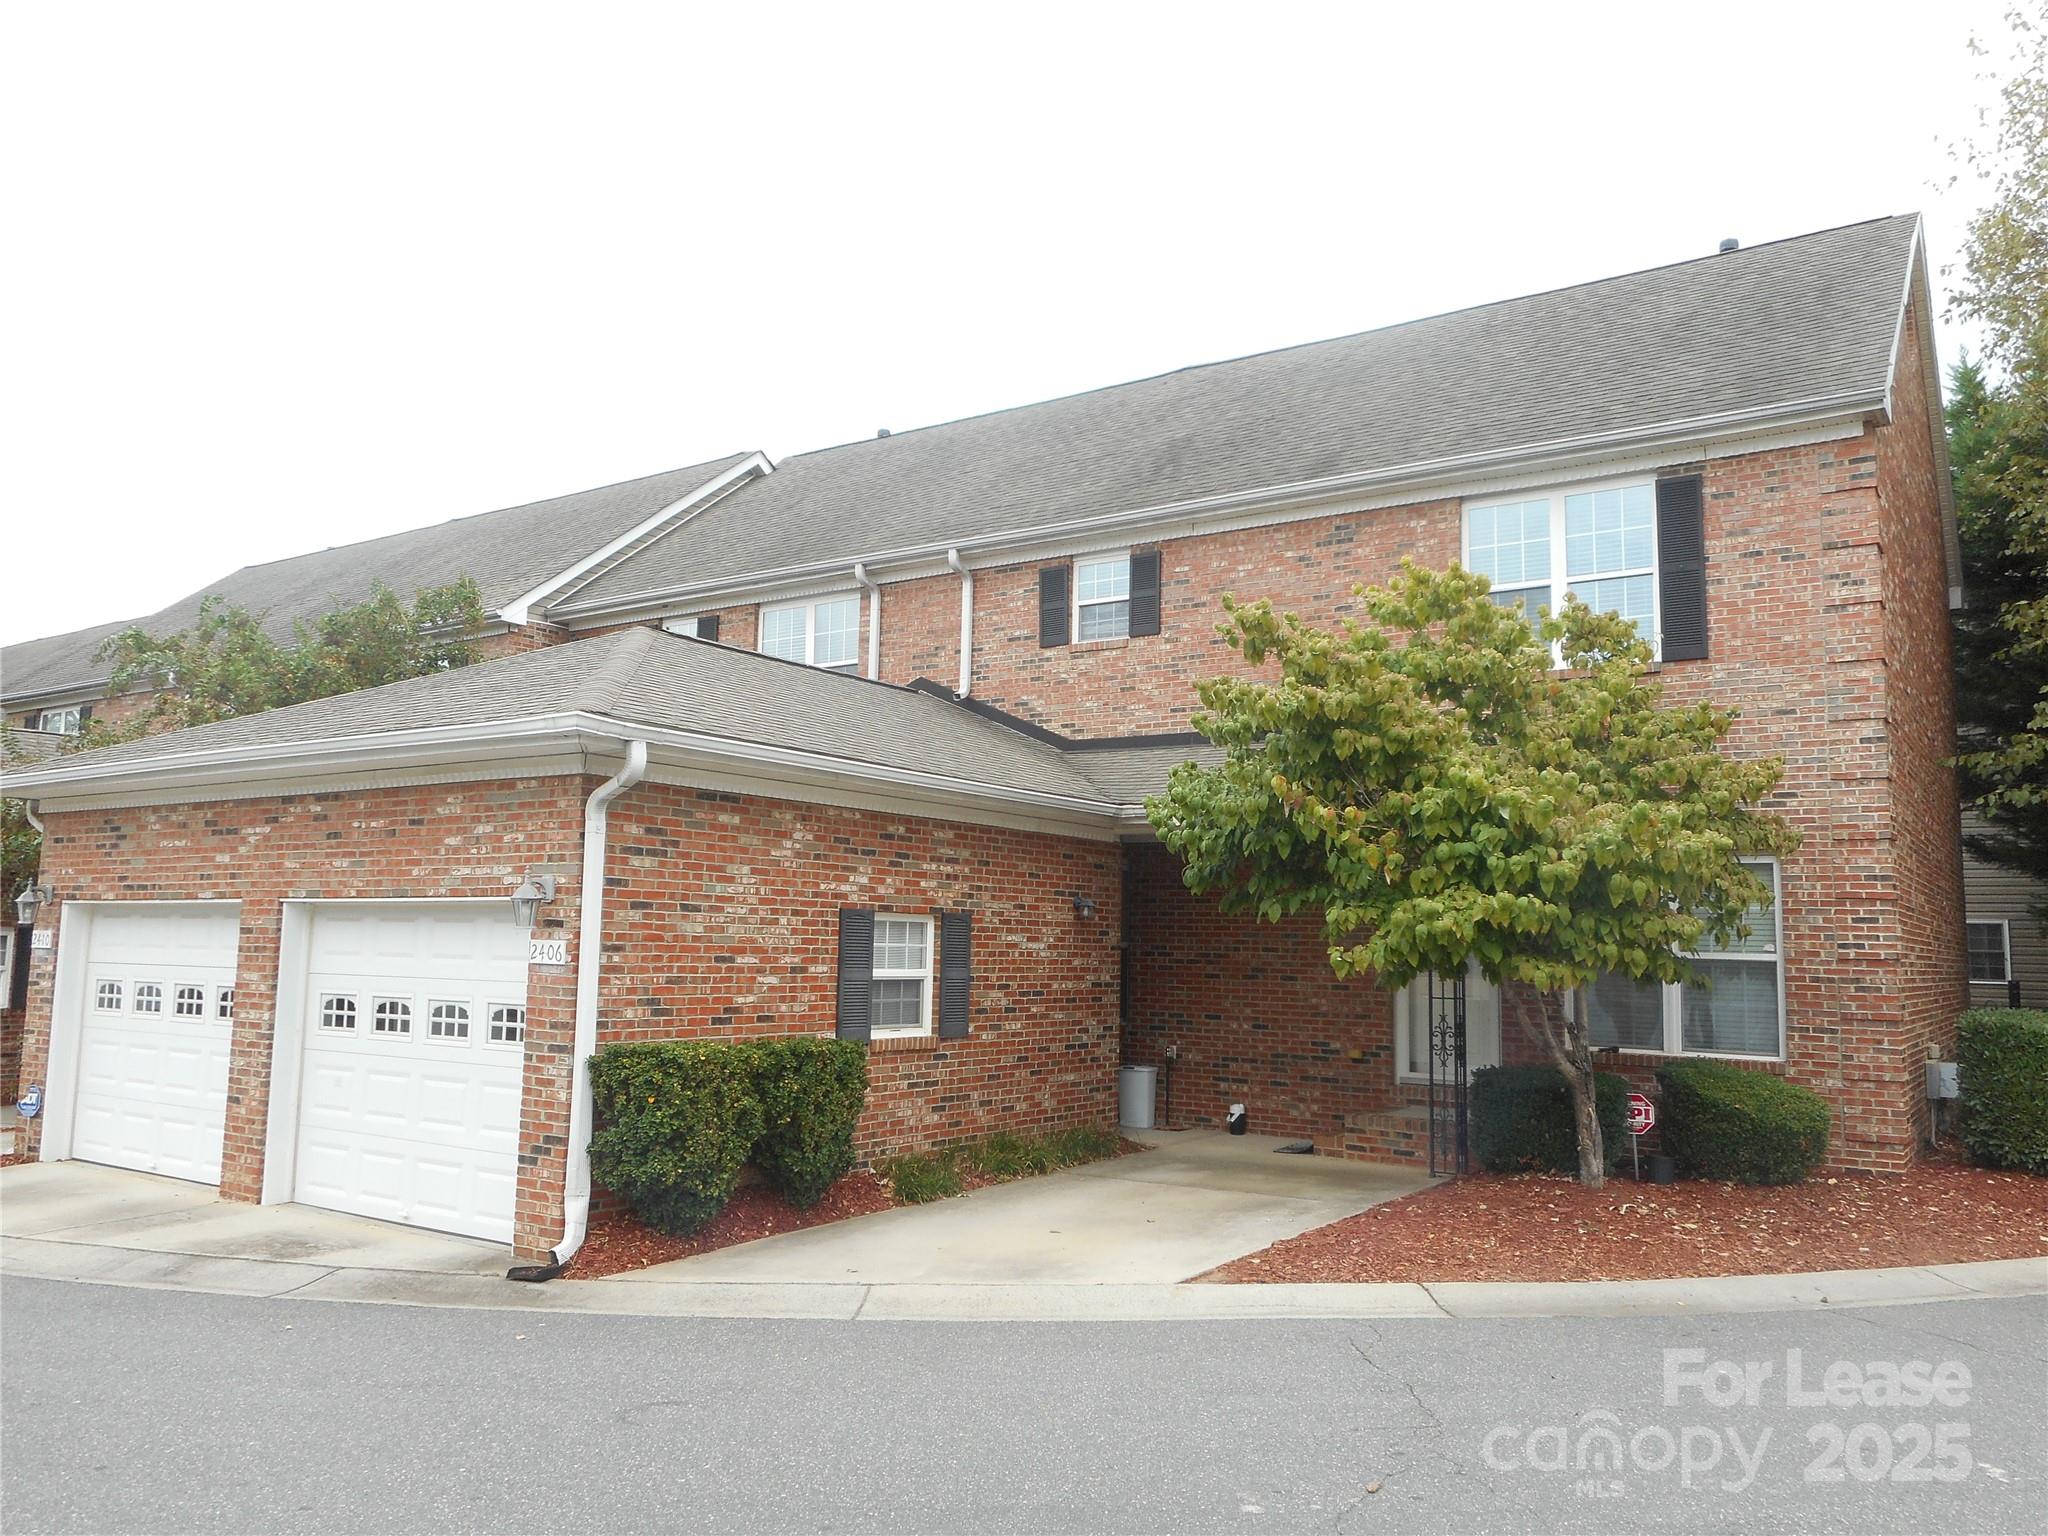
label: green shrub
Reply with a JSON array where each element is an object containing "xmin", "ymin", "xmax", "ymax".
[
  {"xmin": 1957, "ymin": 1009, "xmax": 2048, "ymax": 1174},
  {"xmin": 1655, "ymin": 1059, "xmax": 1829, "ymax": 1184},
  {"xmin": 1468, "ymin": 1065, "xmax": 1630, "ymax": 1174},
  {"xmin": 752, "ymin": 1036, "xmax": 870, "ymax": 1207},
  {"xmin": 880, "ymin": 1149, "xmax": 963, "ymax": 1203},
  {"xmin": 588, "ymin": 1042, "xmax": 765, "ymax": 1235}
]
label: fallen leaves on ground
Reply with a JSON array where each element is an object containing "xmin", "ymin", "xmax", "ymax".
[
  {"xmin": 1201, "ymin": 1148, "xmax": 2048, "ymax": 1283},
  {"xmin": 568, "ymin": 1173, "xmax": 896, "ymax": 1280}
]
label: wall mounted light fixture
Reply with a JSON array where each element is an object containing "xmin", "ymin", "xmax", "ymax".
[{"xmin": 510, "ymin": 874, "xmax": 557, "ymax": 928}]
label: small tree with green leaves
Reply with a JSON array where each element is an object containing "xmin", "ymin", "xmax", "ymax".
[
  {"xmin": 1148, "ymin": 564, "xmax": 1797, "ymax": 1186},
  {"xmin": 79, "ymin": 577, "xmax": 487, "ymax": 746}
]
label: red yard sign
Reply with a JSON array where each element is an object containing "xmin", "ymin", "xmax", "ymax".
[{"xmin": 1627, "ymin": 1092, "xmax": 1656, "ymax": 1136}]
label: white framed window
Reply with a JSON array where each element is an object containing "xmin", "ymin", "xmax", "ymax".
[
  {"xmin": 1967, "ymin": 920, "xmax": 2011, "ymax": 985},
  {"xmin": 1074, "ymin": 553, "xmax": 1133, "ymax": 641},
  {"xmin": 95, "ymin": 979, "xmax": 124, "ymax": 1012},
  {"xmin": 134, "ymin": 982, "xmax": 164, "ymax": 1015},
  {"xmin": 427, "ymin": 1000, "xmax": 471, "ymax": 1041},
  {"xmin": 871, "ymin": 914, "xmax": 934, "ymax": 1038},
  {"xmin": 31, "ymin": 706, "xmax": 83, "ymax": 735},
  {"xmin": 759, "ymin": 594, "xmax": 860, "ymax": 672},
  {"xmin": 173, "ymin": 984, "xmax": 207, "ymax": 1018},
  {"xmin": 216, "ymin": 986, "xmax": 235, "ymax": 1021},
  {"xmin": 372, "ymin": 998, "xmax": 412, "ymax": 1036},
  {"xmin": 660, "ymin": 615, "xmax": 707, "ymax": 638},
  {"xmin": 1465, "ymin": 479, "xmax": 1658, "ymax": 653},
  {"xmin": 487, "ymin": 1003, "xmax": 526, "ymax": 1045},
  {"xmin": 1584, "ymin": 859, "xmax": 1785, "ymax": 1059},
  {"xmin": 320, "ymin": 995, "xmax": 357, "ymax": 1031}
]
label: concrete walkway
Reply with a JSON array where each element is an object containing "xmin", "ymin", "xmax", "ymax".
[
  {"xmin": 4, "ymin": 1157, "xmax": 2042, "ymax": 1322},
  {"xmin": 624, "ymin": 1128, "xmax": 1429, "ymax": 1285}
]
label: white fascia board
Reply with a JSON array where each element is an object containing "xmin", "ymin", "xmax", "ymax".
[
  {"xmin": 497, "ymin": 453, "xmax": 772, "ymax": 626},
  {"xmin": 547, "ymin": 397, "xmax": 1883, "ymax": 622}
]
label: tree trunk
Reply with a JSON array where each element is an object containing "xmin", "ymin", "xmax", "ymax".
[{"xmin": 1510, "ymin": 987, "xmax": 1606, "ymax": 1189}]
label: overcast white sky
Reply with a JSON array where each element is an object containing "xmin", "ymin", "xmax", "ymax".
[{"xmin": 0, "ymin": 0, "xmax": 2019, "ymax": 647}]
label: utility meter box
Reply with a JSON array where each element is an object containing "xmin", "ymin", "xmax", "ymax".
[{"xmin": 1925, "ymin": 1060, "xmax": 1960, "ymax": 1100}]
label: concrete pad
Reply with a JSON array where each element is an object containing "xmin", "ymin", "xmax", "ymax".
[
  {"xmin": 0, "ymin": 1160, "xmax": 507, "ymax": 1275},
  {"xmin": 0, "ymin": 1161, "xmax": 219, "ymax": 1237},
  {"xmin": 0, "ymin": 1235, "xmax": 333, "ymax": 1298},
  {"xmin": 1927, "ymin": 1256, "xmax": 2048, "ymax": 1297},
  {"xmin": 621, "ymin": 1130, "xmax": 1429, "ymax": 1286}
]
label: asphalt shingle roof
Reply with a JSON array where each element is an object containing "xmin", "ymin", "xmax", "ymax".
[
  {"xmin": 7, "ymin": 628, "xmax": 1111, "ymax": 806},
  {"xmin": 1, "ymin": 453, "xmax": 753, "ymax": 703},
  {"xmin": 556, "ymin": 216, "xmax": 1923, "ymax": 608}
]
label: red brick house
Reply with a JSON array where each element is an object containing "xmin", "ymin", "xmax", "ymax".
[{"xmin": 2, "ymin": 214, "xmax": 1966, "ymax": 1268}]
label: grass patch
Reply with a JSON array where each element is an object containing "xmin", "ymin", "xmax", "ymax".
[{"xmin": 882, "ymin": 1124, "xmax": 1126, "ymax": 1203}]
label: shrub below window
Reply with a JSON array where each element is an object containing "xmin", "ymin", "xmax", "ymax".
[
  {"xmin": 1957, "ymin": 1009, "xmax": 2048, "ymax": 1174},
  {"xmin": 752, "ymin": 1037, "xmax": 870, "ymax": 1207},
  {"xmin": 1654, "ymin": 1059, "xmax": 1828, "ymax": 1184},
  {"xmin": 588, "ymin": 1042, "xmax": 766, "ymax": 1236},
  {"xmin": 1468, "ymin": 1065, "xmax": 1630, "ymax": 1174}
]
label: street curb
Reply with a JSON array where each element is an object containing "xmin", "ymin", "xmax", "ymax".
[{"xmin": 3, "ymin": 1235, "xmax": 2041, "ymax": 1321}]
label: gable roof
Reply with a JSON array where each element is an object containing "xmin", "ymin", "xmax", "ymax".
[
  {"xmin": 552, "ymin": 215, "xmax": 1925, "ymax": 612},
  {"xmin": 1, "ymin": 452, "xmax": 757, "ymax": 706},
  {"xmin": 1, "ymin": 627, "xmax": 1114, "ymax": 812}
]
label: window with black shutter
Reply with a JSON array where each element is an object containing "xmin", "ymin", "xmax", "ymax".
[
  {"xmin": 1038, "ymin": 565, "xmax": 1070, "ymax": 647},
  {"xmin": 1655, "ymin": 473, "xmax": 1709, "ymax": 661},
  {"xmin": 938, "ymin": 910, "xmax": 971, "ymax": 1038},
  {"xmin": 835, "ymin": 908, "xmax": 875, "ymax": 1042}
]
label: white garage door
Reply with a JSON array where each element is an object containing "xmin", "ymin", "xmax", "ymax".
[
  {"xmin": 294, "ymin": 904, "xmax": 529, "ymax": 1243},
  {"xmin": 73, "ymin": 905, "xmax": 239, "ymax": 1184}
]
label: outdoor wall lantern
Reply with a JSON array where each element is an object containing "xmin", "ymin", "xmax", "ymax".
[
  {"xmin": 510, "ymin": 874, "xmax": 557, "ymax": 928},
  {"xmin": 13, "ymin": 882, "xmax": 53, "ymax": 928},
  {"xmin": 1072, "ymin": 895, "xmax": 1098, "ymax": 919}
]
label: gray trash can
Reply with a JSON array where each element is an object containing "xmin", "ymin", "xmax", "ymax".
[{"xmin": 1118, "ymin": 1064, "xmax": 1157, "ymax": 1130}]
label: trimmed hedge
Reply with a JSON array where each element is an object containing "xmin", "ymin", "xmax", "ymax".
[
  {"xmin": 1469, "ymin": 1065, "xmax": 1630, "ymax": 1174},
  {"xmin": 753, "ymin": 1037, "xmax": 870, "ymax": 1207},
  {"xmin": 1957, "ymin": 1009, "xmax": 2048, "ymax": 1174},
  {"xmin": 1655, "ymin": 1059, "xmax": 1828, "ymax": 1184},
  {"xmin": 587, "ymin": 1037, "xmax": 869, "ymax": 1235}
]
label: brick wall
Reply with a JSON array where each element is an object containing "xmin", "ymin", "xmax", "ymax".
[{"xmin": 595, "ymin": 780, "xmax": 1123, "ymax": 1156}]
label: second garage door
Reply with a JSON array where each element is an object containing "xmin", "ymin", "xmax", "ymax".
[{"xmin": 293, "ymin": 904, "xmax": 529, "ymax": 1243}]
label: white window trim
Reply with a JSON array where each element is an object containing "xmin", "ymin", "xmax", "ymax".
[
  {"xmin": 216, "ymin": 985, "xmax": 235, "ymax": 1021},
  {"xmin": 1584, "ymin": 857, "xmax": 1787, "ymax": 1061},
  {"xmin": 1966, "ymin": 918, "xmax": 2012, "ymax": 985},
  {"xmin": 759, "ymin": 592, "xmax": 862, "ymax": 672},
  {"xmin": 173, "ymin": 984, "xmax": 207, "ymax": 1018},
  {"xmin": 486, "ymin": 1001, "xmax": 526, "ymax": 1047},
  {"xmin": 660, "ymin": 615, "xmax": 706, "ymax": 638},
  {"xmin": 134, "ymin": 982, "xmax": 164, "ymax": 1014},
  {"xmin": 1072, "ymin": 550, "xmax": 1133, "ymax": 643},
  {"xmin": 871, "ymin": 913, "xmax": 935, "ymax": 1039},
  {"xmin": 32, "ymin": 706, "xmax": 83, "ymax": 735},
  {"xmin": 1463, "ymin": 475, "xmax": 1661, "ymax": 662},
  {"xmin": 371, "ymin": 996, "xmax": 413, "ymax": 1035},
  {"xmin": 426, "ymin": 999, "xmax": 472, "ymax": 1042}
]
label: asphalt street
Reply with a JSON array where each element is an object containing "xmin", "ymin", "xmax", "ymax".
[{"xmin": 1, "ymin": 1279, "xmax": 2041, "ymax": 1535}]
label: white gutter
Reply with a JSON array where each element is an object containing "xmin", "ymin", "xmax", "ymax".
[
  {"xmin": 946, "ymin": 548, "xmax": 973, "ymax": 696},
  {"xmin": 852, "ymin": 562, "xmax": 881, "ymax": 681},
  {"xmin": 511, "ymin": 736, "xmax": 648, "ymax": 1281}
]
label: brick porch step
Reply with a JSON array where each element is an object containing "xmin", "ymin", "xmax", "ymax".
[{"xmin": 1322, "ymin": 1104, "xmax": 1431, "ymax": 1166}]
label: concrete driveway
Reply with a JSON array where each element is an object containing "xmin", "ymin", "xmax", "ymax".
[
  {"xmin": 620, "ymin": 1129, "xmax": 1431, "ymax": 1285},
  {"xmin": 0, "ymin": 1160, "xmax": 508, "ymax": 1277}
]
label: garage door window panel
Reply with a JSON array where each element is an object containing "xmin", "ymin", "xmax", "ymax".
[
  {"xmin": 428, "ymin": 1001, "xmax": 471, "ymax": 1042},
  {"xmin": 96, "ymin": 980, "xmax": 124, "ymax": 1012},
  {"xmin": 135, "ymin": 983, "xmax": 163, "ymax": 1015},
  {"xmin": 320, "ymin": 995, "xmax": 358, "ymax": 1031},
  {"xmin": 487, "ymin": 1004, "xmax": 525, "ymax": 1045},
  {"xmin": 372, "ymin": 998, "xmax": 412, "ymax": 1036},
  {"xmin": 216, "ymin": 987, "xmax": 235, "ymax": 1021},
  {"xmin": 174, "ymin": 985, "xmax": 207, "ymax": 1018}
]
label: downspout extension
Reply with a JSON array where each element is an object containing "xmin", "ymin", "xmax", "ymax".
[
  {"xmin": 946, "ymin": 547, "xmax": 973, "ymax": 696},
  {"xmin": 853, "ymin": 562, "xmax": 881, "ymax": 681},
  {"xmin": 506, "ymin": 736, "xmax": 648, "ymax": 1282}
]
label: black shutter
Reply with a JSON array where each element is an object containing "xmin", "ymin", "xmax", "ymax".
[
  {"xmin": 1038, "ymin": 565, "xmax": 1070, "ymax": 647},
  {"xmin": 1656, "ymin": 474, "xmax": 1709, "ymax": 662},
  {"xmin": 8, "ymin": 926, "xmax": 28, "ymax": 1011},
  {"xmin": 1128, "ymin": 549, "xmax": 1161, "ymax": 637},
  {"xmin": 836, "ymin": 908, "xmax": 875, "ymax": 1041},
  {"xmin": 76, "ymin": 704, "xmax": 93, "ymax": 726},
  {"xmin": 938, "ymin": 910, "xmax": 971, "ymax": 1039},
  {"xmin": 696, "ymin": 613, "xmax": 720, "ymax": 643}
]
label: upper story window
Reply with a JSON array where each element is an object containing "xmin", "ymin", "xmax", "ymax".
[
  {"xmin": 31, "ymin": 706, "xmax": 83, "ymax": 735},
  {"xmin": 1584, "ymin": 858, "xmax": 1785, "ymax": 1059},
  {"xmin": 1075, "ymin": 555, "xmax": 1132, "ymax": 641},
  {"xmin": 660, "ymin": 614, "xmax": 721, "ymax": 642},
  {"xmin": 1465, "ymin": 481, "xmax": 1659, "ymax": 651},
  {"xmin": 760, "ymin": 594, "xmax": 859, "ymax": 672}
]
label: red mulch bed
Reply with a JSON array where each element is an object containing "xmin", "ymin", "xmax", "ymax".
[
  {"xmin": 567, "ymin": 1172, "xmax": 896, "ymax": 1280},
  {"xmin": 1202, "ymin": 1151, "xmax": 2048, "ymax": 1284}
]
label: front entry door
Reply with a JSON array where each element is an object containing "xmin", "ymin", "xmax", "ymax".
[{"xmin": 1396, "ymin": 962, "xmax": 1501, "ymax": 1080}]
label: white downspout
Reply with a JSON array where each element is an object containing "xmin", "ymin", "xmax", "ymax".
[
  {"xmin": 510, "ymin": 736, "xmax": 647, "ymax": 1280},
  {"xmin": 946, "ymin": 547, "xmax": 973, "ymax": 696},
  {"xmin": 853, "ymin": 562, "xmax": 881, "ymax": 681}
]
